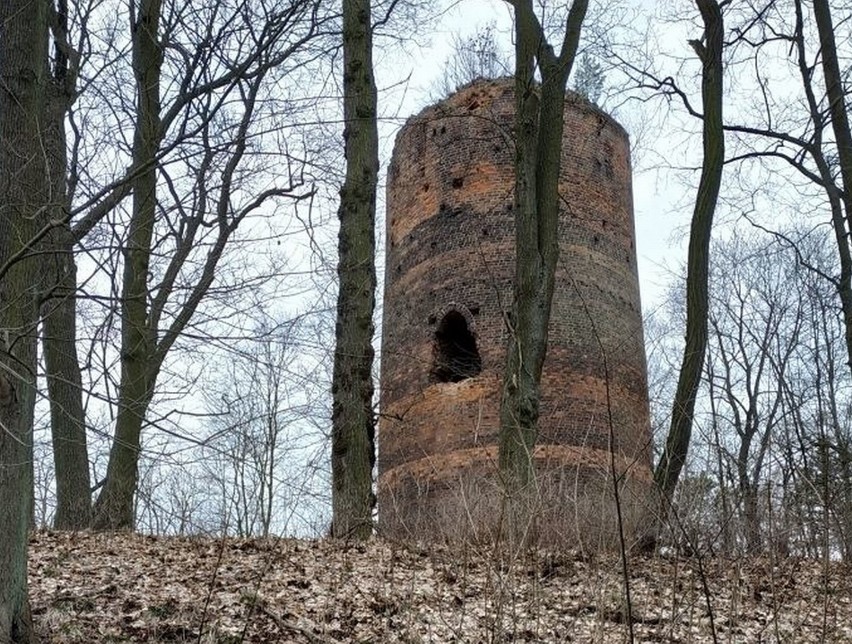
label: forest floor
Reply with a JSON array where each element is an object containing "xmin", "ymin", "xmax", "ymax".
[{"xmin": 28, "ymin": 530, "xmax": 852, "ymax": 643}]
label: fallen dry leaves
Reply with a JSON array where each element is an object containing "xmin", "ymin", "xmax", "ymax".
[{"xmin": 28, "ymin": 530, "xmax": 852, "ymax": 642}]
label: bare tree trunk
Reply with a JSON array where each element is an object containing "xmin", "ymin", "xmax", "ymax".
[
  {"xmin": 811, "ymin": 0, "xmax": 852, "ymax": 377},
  {"xmin": 497, "ymin": 0, "xmax": 587, "ymax": 541},
  {"xmin": 0, "ymin": 0, "xmax": 49, "ymax": 640},
  {"xmin": 331, "ymin": 0, "xmax": 379, "ymax": 540},
  {"xmin": 42, "ymin": 0, "xmax": 92, "ymax": 529},
  {"xmin": 88, "ymin": 3, "xmax": 307, "ymax": 531},
  {"xmin": 93, "ymin": 0, "xmax": 163, "ymax": 530},
  {"xmin": 654, "ymin": 0, "xmax": 725, "ymax": 501},
  {"xmin": 739, "ymin": 465, "xmax": 761, "ymax": 554},
  {"xmin": 43, "ymin": 232, "xmax": 92, "ymax": 529},
  {"xmin": 813, "ymin": 0, "xmax": 852, "ymax": 242}
]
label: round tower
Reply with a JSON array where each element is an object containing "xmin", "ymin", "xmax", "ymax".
[{"xmin": 378, "ymin": 78, "xmax": 653, "ymax": 547}]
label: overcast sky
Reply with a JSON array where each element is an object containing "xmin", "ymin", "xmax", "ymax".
[{"xmin": 371, "ymin": 0, "xmax": 701, "ymax": 314}]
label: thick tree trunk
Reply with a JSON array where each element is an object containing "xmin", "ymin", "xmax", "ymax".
[
  {"xmin": 497, "ymin": 0, "xmax": 587, "ymax": 541},
  {"xmin": 653, "ymin": 0, "xmax": 725, "ymax": 501},
  {"xmin": 736, "ymin": 433, "xmax": 761, "ymax": 553},
  {"xmin": 331, "ymin": 0, "xmax": 379, "ymax": 539},
  {"xmin": 742, "ymin": 482, "xmax": 761, "ymax": 554},
  {"xmin": 0, "ymin": 0, "xmax": 49, "ymax": 641},
  {"xmin": 93, "ymin": 0, "xmax": 163, "ymax": 530}
]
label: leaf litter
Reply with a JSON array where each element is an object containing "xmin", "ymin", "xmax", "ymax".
[{"xmin": 28, "ymin": 531, "xmax": 852, "ymax": 642}]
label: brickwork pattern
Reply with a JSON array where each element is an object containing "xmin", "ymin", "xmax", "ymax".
[{"xmin": 378, "ymin": 78, "xmax": 654, "ymax": 546}]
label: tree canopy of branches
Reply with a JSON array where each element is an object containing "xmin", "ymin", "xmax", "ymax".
[
  {"xmin": 68, "ymin": 0, "xmax": 326, "ymax": 530},
  {"xmin": 436, "ymin": 22, "xmax": 510, "ymax": 97}
]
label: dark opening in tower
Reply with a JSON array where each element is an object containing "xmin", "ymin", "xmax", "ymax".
[{"xmin": 430, "ymin": 310, "xmax": 482, "ymax": 383}]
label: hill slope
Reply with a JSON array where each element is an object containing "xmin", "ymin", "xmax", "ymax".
[{"xmin": 29, "ymin": 531, "xmax": 852, "ymax": 642}]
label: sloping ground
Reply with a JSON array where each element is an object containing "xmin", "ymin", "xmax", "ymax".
[{"xmin": 29, "ymin": 531, "xmax": 852, "ymax": 643}]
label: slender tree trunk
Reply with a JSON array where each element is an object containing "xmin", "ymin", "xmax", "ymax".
[
  {"xmin": 811, "ymin": 0, "xmax": 852, "ymax": 376},
  {"xmin": 497, "ymin": 0, "xmax": 587, "ymax": 540},
  {"xmin": 42, "ymin": 0, "xmax": 92, "ymax": 529},
  {"xmin": 331, "ymin": 0, "xmax": 379, "ymax": 539},
  {"xmin": 819, "ymin": 174, "xmax": 852, "ymax": 371},
  {"xmin": 93, "ymin": 0, "xmax": 163, "ymax": 530},
  {"xmin": 498, "ymin": 1, "xmax": 545, "ymax": 501},
  {"xmin": 43, "ymin": 235, "xmax": 92, "ymax": 529},
  {"xmin": 840, "ymin": 446, "xmax": 852, "ymax": 559},
  {"xmin": 0, "ymin": 1, "xmax": 49, "ymax": 640},
  {"xmin": 813, "ymin": 0, "xmax": 852, "ymax": 238},
  {"xmin": 653, "ymin": 0, "xmax": 725, "ymax": 501}
]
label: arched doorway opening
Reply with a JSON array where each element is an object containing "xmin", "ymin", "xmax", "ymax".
[{"xmin": 430, "ymin": 310, "xmax": 482, "ymax": 383}]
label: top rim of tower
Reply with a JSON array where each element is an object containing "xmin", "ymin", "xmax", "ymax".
[{"xmin": 396, "ymin": 76, "xmax": 629, "ymax": 143}]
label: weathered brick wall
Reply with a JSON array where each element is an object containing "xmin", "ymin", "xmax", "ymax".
[{"xmin": 378, "ymin": 78, "xmax": 654, "ymax": 547}]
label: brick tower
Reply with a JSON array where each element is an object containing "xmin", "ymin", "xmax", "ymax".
[{"xmin": 378, "ymin": 78, "xmax": 653, "ymax": 547}]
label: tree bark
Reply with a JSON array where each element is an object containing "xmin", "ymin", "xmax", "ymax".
[
  {"xmin": 93, "ymin": 0, "xmax": 163, "ymax": 530},
  {"xmin": 42, "ymin": 0, "xmax": 92, "ymax": 529},
  {"xmin": 497, "ymin": 0, "xmax": 587, "ymax": 539},
  {"xmin": 813, "ymin": 0, "xmax": 852, "ymax": 239},
  {"xmin": 43, "ymin": 228, "xmax": 92, "ymax": 529},
  {"xmin": 653, "ymin": 0, "xmax": 725, "ymax": 501},
  {"xmin": 811, "ymin": 0, "xmax": 852, "ymax": 376},
  {"xmin": 331, "ymin": 0, "xmax": 379, "ymax": 539},
  {"xmin": 0, "ymin": 0, "xmax": 49, "ymax": 640}
]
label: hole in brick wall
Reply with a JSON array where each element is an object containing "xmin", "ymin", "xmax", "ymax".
[
  {"xmin": 598, "ymin": 158, "xmax": 614, "ymax": 179},
  {"xmin": 440, "ymin": 126, "xmax": 446, "ymax": 134},
  {"xmin": 451, "ymin": 177, "xmax": 464, "ymax": 189},
  {"xmin": 423, "ymin": 183, "xmax": 430, "ymax": 192},
  {"xmin": 469, "ymin": 306, "xmax": 480, "ymax": 316},
  {"xmin": 482, "ymin": 228, "xmax": 489, "ymax": 237},
  {"xmin": 438, "ymin": 203, "xmax": 463, "ymax": 218},
  {"xmin": 468, "ymin": 100, "xmax": 480, "ymax": 110},
  {"xmin": 430, "ymin": 311, "xmax": 482, "ymax": 384},
  {"xmin": 593, "ymin": 235, "xmax": 599, "ymax": 245},
  {"xmin": 427, "ymin": 314, "xmax": 437, "ymax": 325}
]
